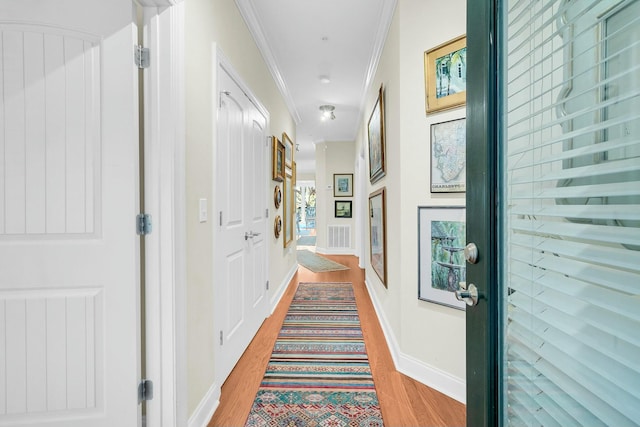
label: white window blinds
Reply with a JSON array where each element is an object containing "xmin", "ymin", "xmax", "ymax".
[{"xmin": 503, "ymin": 0, "xmax": 640, "ymax": 425}]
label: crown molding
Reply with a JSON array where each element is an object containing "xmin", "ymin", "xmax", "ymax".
[
  {"xmin": 136, "ymin": 0, "xmax": 183, "ymax": 7},
  {"xmin": 352, "ymin": 0, "xmax": 397, "ymax": 139},
  {"xmin": 234, "ymin": 0, "xmax": 301, "ymax": 124}
]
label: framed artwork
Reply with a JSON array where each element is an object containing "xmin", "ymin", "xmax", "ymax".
[
  {"xmin": 272, "ymin": 137, "xmax": 285, "ymax": 182},
  {"xmin": 431, "ymin": 118, "xmax": 466, "ymax": 192},
  {"xmin": 282, "ymin": 132, "xmax": 294, "ymax": 169},
  {"xmin": 368, "ymin": 85, "xmax": 386, "ymax": 184},
  {"xmin": 283, "ymin": 171, "xmax": 294, "ymax": 248},
  {"xmin": 274, "ymin": 185, "xmax": 282, "ymax": 209},
  {"xmin": 418, "ymin": 206, "xmax": 466, "ymax": 310},
  {"xmin": 335, "ymin": 200, "xmax": 352, "ymax": 218},
  {"xmin": 333, "ymin": 173, "xmax": 353, "ymax": 197},
  {"xmin": 424, "ymin": 35, "xmax": 467, "ymax": 114},
  {"xmin": 369, "ymin": 188, "xmax": 387, "ymax": 287}
]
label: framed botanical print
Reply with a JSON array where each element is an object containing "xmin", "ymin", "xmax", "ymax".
[
  {"xmin": 368, "ymin": 85, "xmax": 386, "ymax": 184},
  {"xmin": 424, "ymin": 35, "xmax": 467, "ymax": 113}
]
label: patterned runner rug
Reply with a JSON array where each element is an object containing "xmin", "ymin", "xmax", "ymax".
[{"xmin": 245, "ymin": 282, "xmax": 384, "ymax": 427}]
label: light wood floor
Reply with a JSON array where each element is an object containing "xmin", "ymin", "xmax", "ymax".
[{"xmin": 208, "ymin": 254, "xmax": 466, "ymax": 426}]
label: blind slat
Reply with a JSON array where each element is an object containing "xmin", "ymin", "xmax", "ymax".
[
  {"xmin": 510, "ymin": 181, "xmax": 640, "ymax": 199},
  {"xmin": 511, "ymin": 218, "xmax": 640, "ymax": 246},
  {"xmin": 510, "ymin": 204, "xmax": 640, "ymax": 221}
]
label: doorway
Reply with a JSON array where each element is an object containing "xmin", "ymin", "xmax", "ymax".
[{"xmin": 296, "ymin": 180, "xmax": 316, "ymax": 247}]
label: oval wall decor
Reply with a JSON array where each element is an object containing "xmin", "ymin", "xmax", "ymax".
[
  {"xmin": 274, "ymin": 185, "xmax": 282, "ymax": 209},
  {"xmin": 274, "ymin": 215, "xmax": 282, "ymax": 238}
]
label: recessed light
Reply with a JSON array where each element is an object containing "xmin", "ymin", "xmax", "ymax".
[{"xmin": 319, "ymin": 75, "xmax": 331, "ymax": 84}]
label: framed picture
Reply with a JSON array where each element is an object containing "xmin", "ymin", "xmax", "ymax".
[
  {"xmin": 283, "ymin": 170, "xmax": 294, "ymax": 248},
  {"xmin": 333, "ymin": 173, "xmax": 353, "ymax": 197},
  {"xmin": 368, "ymin": 85, "xmax": 386, "ymax": 184},
  {"xmin": 418, "ymin": 206, "xmax": 466, "ymax": 310},
  {"xmin": 335, "ymin": 200, "xmax": 352, "ymax": 218},
  {"xmin": 272, "ymin": 137, "xmax": 285, "ymax": 182},
  {"xmin": 431, "ymin": 118, "xmax": 466, "ymax": 192},
  {"xmin": 282, "ymin": 132, "xmax": 294, "ymax": 169},
  {"xmin": 369, "ymin": 188, "xmax": 387, "ymax": 287},
  {"xmin": 424, "ymin": 35, "xmax": 467, "ymax": 114}
]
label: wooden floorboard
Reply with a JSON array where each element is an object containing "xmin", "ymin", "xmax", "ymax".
[{"xmin": 208, "ymin": 254, "xmax": 466, "ymax": 426}]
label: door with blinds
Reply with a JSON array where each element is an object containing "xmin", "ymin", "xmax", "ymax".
[{"xmin": 465, "ymin": 0, "xmax": 640, "ymax": 425}]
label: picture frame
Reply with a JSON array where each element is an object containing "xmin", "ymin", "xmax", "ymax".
[
  {"xmin": 424, "ymin": 35, "xmax": 467, "ymax": 114},
  {"xmin": 282, "ymin": 132, "xmax": 294, "ymax": 169},
  {"xmin": 333, "ymin": 173, "xmax": 353, "ymax": 197},
  {"xmin": 334, "ymin": 200, "xmax": 352, "ymax": 218},
  {"xmin": 272, "ymin": 136, "xmax": 285, "ymax": 182},
  {"xmin": 369, "ymin": 188, "xmax": 387, "ymax": 287},
  {"xmin": 418, "ymin": 206, "xmax": 466, "ymax": 310},
  {"xmin": 283, "ymin": 170, "xmax": 294, "ymax": 248},
  {"xmin": 430, "ymin": 118, "xmax": 466, "ymax": 192},
  {"xmin": 368, "ymin": 85, "xmax": 386, "ymax": 184}
]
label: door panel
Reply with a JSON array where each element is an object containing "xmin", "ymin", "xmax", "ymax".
[
  {"xmin": 0, "ymin": 1, "xmax": 139, "ymax": 426},
  {"xmin": 215, "ymin": 66, "xmax": 268, "ymax": 385},
  {"xmin": 467, "ymin": 0, "xmax": 640, "ymax": 425}
]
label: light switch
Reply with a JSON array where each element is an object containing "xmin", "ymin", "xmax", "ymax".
[{"xmin": 199, "ymin": 198, "xmax": 208, "ymax": 223}]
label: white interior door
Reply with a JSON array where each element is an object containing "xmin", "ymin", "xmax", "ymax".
[
  {"xmin": 0, "ymin": 1, "xmax": 140, "ymax": 426},
  {"xmin": 215, "ymin": 65, "xmax": 268, "ymax": 385}
]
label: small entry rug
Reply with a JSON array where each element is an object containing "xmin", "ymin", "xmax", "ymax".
[
  {"xmin": 244, "ymin": 282, "xmax": 384, "ymax": 427},
  {"xmin": 297, "ymin": 235, "xmax": 317, "ymax": 246},
  {"xmin": 297, "ymin": 250, "xmax": 350, "ymax": 273}
]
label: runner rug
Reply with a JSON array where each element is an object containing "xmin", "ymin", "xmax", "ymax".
[{"xmin": 244, "ymin": 282, "xmax": 384, "ymax": 427}]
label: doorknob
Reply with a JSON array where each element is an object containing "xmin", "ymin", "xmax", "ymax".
[
  {"xmin": 464, "ymin": 243, "xmax": 478, "ymax": 264},
  {"xmin": 244, "ymin": 231, "xmax": 262, "ymax": 240},
  {"xmin": 455, "ymin": 282, "xmax": 479, "ymax": 306}
]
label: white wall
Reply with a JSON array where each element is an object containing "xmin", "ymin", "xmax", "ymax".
[
  {"xmin": 315, "ymin": 141, "xmax": 356, "ymax": 254},
  {"xmin": 356, "ymin": 0, "xmax": 467, "ymax": 402},
  {"xmin": 184, "ymin": 0, "xmax": 297, "ymax": 418}
]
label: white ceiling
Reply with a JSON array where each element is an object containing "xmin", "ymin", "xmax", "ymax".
[{"xmin": 235, "ymin": 0, "xmax": 396, "ymax": 175}]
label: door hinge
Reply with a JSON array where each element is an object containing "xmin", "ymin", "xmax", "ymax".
[
  {"xmin": 219, "ymin": 211, "xmax": 223, "ymax": 226},
  {"xmin": 220, "ymin": 91, "xmax": 230, "ymax": 107},
  {"xmin": 137, "ymin": 214, "xmax": 152, "ymax": 235},
  {"xmin": 135, "ymin": 45, "xmax": 150, "ymax": 69},
  {"xmin": 219, "ymin": 330, "xmax": 224, "ymax": 345},
  {"xmin": 266, "ymin": 208, "xmax": 269, "ymax": 218},
  {"xmin": 138, "ymin": 379, "xmax": 154, "ymax": 403},
  {"xmin": 266, "ymin": 136, "xmax": 270, "ymax": 147},
  {"xmin": 266, "ymin": 280, "xmax": 269, "ymax": 290}
]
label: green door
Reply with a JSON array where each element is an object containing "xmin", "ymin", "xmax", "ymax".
[{"xmin": 466, "ymin": 0, "xmax": 640, "ymax": 425}]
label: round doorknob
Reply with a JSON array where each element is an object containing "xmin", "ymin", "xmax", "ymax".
[{"xmin": 464, "ymin": 243, "xmax": 478, "ymax": 264}]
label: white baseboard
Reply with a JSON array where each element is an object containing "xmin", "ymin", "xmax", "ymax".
[
  {"xmin": 364, "ymin": 274, "xmax": 466, "ymax": 404},
  {"xmin": 364, "ymin": 275, "xmax": 400, "ymax": 366},
  {"xmin": 315, "ymin": 246, "xmax": 355, "ymax": 256},
  {"xmin": 397, "ymin": 353, "xmax": 466, "ymax": 404},
  {"xmin": 187, "ymin": 382, "xmax": 220, "ymax": 427},
  {"xmin": 270, "ymin": 262, "xmax": 297, "ymax": 314}
]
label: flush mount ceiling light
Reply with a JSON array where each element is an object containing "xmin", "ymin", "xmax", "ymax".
[
  {"xmin": 319, "ymin": 75, "xmax": 331, "ymax": 84},
  {"xmin": 319, "ymin": 104, "xmax": 335, "ymax": 121}
]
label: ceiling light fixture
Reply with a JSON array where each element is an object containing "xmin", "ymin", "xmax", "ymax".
[
  {"xmin": 319, "ymin": 104, "xmax": 335, "ymax": 121},
  {"xmin": 319, "ymin": 75, "xmax": 331, "ymax": 84}
]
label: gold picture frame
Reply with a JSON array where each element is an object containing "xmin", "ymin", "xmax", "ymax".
[
  {"xmin": 272, "ymin": 136, "xmax": 285, "ymax": 182},
  {"xmin": 369, "ymin": 187, "xmax": 387, "ymax": 288},
  {"xmin": 282, "ymin": 132, "xmax": 294, "ymax": 169},
  {"xmin": 368, "ymin": 85, "xmax": 386, "ymax": 184},
  {"xmin": 424, "ymin": 35, "xmax": 467, "ymax": 114}
]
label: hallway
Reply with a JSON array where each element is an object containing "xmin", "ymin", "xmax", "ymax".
[{"xmin": 209, "ymin": 256, "xmax": 465, "ymax": 426}]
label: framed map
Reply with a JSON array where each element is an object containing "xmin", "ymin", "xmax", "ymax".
[{"xmin": 430, "ymin": 118, "xmax": 466, "ymax": 192}]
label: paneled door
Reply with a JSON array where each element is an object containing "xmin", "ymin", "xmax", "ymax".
[
  {"xmin": 215, "ymin": 64, "xmax": 269, "ymax": 385},
  {"xmin": 466, "ymin": 0, "xmax": 640, "ymax": 425},
  {"xmin": 0, "ymin": 1, "xmax": 140, "ymax": 426}
]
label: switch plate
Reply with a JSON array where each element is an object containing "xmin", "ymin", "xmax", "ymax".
[{"xmin": 199, "ymin": 198, "xmax": 208, "ymax": 222}]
